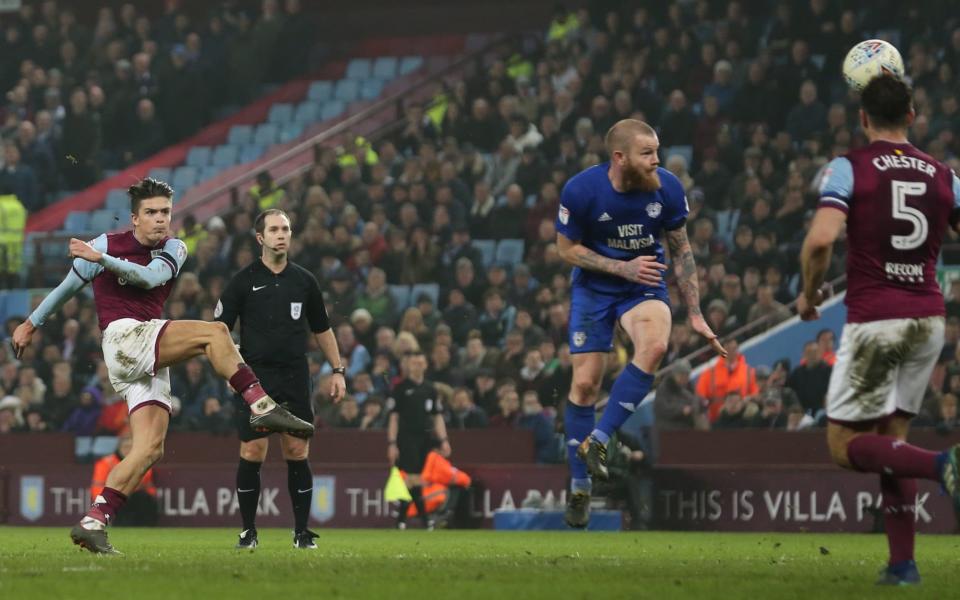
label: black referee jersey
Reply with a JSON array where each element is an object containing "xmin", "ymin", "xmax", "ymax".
[{"xmin": 215, "ymin": 259, "xmax": 330, "ymax": 368}]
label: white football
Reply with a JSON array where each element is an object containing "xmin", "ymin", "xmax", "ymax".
[{"xmin": 842, "ymin": 39, "xmax": 905, "ymax": 91}]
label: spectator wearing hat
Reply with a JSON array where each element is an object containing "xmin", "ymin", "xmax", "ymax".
[
  {"xmin": 696, "ymin": 338, "xmax": 759, "ymax": 423},
  {"xmin": 61, "ymin": 385, "xmax": 102, "ymax": 435},
  {"xmin": 655, "ymin": 359, "xmax": 703, "ymax": 430},
  {"xmin": 0, "ymin": 395, "xmax": 23, "ymax": 433},
  {"xmin": 349, "ymin": 308, "xmax": 375, "ymax": 350}
]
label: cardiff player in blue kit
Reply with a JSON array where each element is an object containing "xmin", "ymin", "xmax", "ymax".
[{"xmin": 556, "ymin": 119, "xmax": 726, "ymax": 527}]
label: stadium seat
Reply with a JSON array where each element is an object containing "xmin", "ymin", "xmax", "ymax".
[
  {"xmin": 495, "ymin": 239, "xmax": 525, "ymax": 266},
  {"xmin": 399, "ymin": 55, "xmax": 424, "ymax": 75},
  {"xmin": 172, "ymin": 166, "xmax": 198, "ymax": 190},
  {"xmin": 307, "ymin": 80, "xmax": 333, "ymax": 101},
  {"xmin": 268, "ymin": 103, "xmax": 294, "ymax": 124},
  {"xmin": 346, "ymin": 58, "xmax": 372, "ymax": 80},
  {"xmin": 388, "ymin": 284, "xmax": 412, "ymax": 312},
  {"xmin": 664, "ymin": 145, "xmax": 693, "ymax": 167},
  {"xmin": 714, "ymin": 209, "xmax": 740, "ymax": 246},
  {"xmin": 293, "ymin": 101, "xmax": 320, "ymax": 123},
  {"xmin": 254, "ymin": 123, "xmax": 278, "ymax": 145},
  {"xmin": 186, "ymin": 146, "xmax": 212, "ymax": 167},
  {"xmin": 472, "ymin": 239, "xmax": 495, "ymax": 268},
  {"xmin": 147, "ymin": 167, "xmax": 172, "ymax": 183},
  {"xmin": 227, "ymin": 125, "xmax": 254, "ymax": 145},
  {"xmin": 279, "ymin": 122, "xmax": 305, "ymax": 143},
  {"xmin": 199, "ymin": 165, "xmax": 223, "ymax": 181},
  {"xmin": 239, "ymin": 144, "xmax": 266, "ymax": 163},
  {"xmin": 91, "ymin": 436, "xmax": 118, "ymax": 457},
  {"xmin": 410, "ymin": 283, "xmax": 439, "ymax": 307},
  {"xmin": 89, "ymin": 209, "xmax": 119, "ymax": 232},
  {"xmin": 321, "ymin": 101, "xmax": 346, "ymax": 121},
  {"xmin": 372, "ymin": 56, "xmax": 399, "ymax": 80},
  {"xmin": 63, "ymin": 210, "xmax": 90, "ymax": 232},
  {"xmin": 105, "ymin": 188, "xmax": 129, "ymax": 210},
  {"xmin": 334, "ymin": 79, "xmax": 360, "ymax": 103},
  {"xmin": 361, "ymin": 80, "xmax": 384, "ymax": 100},
  {"xmin": 74, "ymin": 436, "xmax": 93, "ymax": 460},
  {"xmin": 211, "ymin": 144, "xmax": 239, "ymax": 167}
]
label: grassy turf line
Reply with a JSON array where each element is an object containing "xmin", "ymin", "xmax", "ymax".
[{"xmin": 0, "ymin": 528, "xmax": 954, "ymax": 599}]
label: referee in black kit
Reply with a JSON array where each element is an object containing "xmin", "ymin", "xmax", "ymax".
[
  {"xmin": 388, "ymin": 350, "xmax": 451, "ymax": 529},
  {"xmin": 215, "ymin": 209, "xmax": 346, "ymax": 549}
]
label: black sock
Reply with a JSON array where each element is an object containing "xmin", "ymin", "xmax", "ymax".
[
  {"xmin": 397, "ymin": 501, "xmax": 410, "ymax": 525},
  {"xmin": 287, "ymin": 459, "xmax": 312, "ymax": 532},
  {"xmin": 410, "ymin": 486, "xmax": 429, "ymax": 527},
  {"xmin": 236, "ymin": 458, "xmax": 262, "ymax": 531}
]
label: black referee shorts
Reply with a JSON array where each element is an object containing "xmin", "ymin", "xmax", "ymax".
[
  {"xmin": 396, "ymin": 433, "xmax": 436, "ymax": 474},
  {"xmin": 234, "ymin": 364, "xmax": 313, "ymax": 442}
]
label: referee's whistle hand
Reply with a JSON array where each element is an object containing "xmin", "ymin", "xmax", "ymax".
[
  {"xmin": 622, "ymin": 255, "xmax": 667, "ymax": 285},
  {"xmin": 330, "ymin": 374, "xmax": 347, "ymax": 404}
]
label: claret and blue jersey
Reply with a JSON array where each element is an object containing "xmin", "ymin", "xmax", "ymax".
[{"xmin": 556, "ymin": 163, "xmax": 689, "ymax": 353}]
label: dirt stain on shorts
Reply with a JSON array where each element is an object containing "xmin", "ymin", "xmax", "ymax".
[{"xmin": 848, "ymin": 318, "xmax": 933, "ymax": 414}]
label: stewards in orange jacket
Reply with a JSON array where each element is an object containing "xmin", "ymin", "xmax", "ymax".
[
  {"xmin": 91, "ymin": 431, "xmax": 156, "ymax": 500},
  {"xmin": 695, "ymin": 339, "xmax": 759, "ymax": 423}
]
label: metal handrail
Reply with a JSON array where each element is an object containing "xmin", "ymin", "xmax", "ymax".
[
  {"xmin": 176, "ymin": 34, "xmax": 508, "ymax": 219},
  {"xmin": 667, "ymin": 273, "xmax": 848, "ymax": 372}
]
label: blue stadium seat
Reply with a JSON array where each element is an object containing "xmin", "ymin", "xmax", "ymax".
[
  {"xmin": 495, "ymin": 239, "xmax": 525, "ymax": 266},
  {"xmin": 63, "ymin": 210, "xmax": 90, "ymax": 232},
  {"xmin": 91, "ymin": 436, "xmax": 118, "ymax": 457},
  {"xmin": 399, "ymin": 55, "xmax": 424, "ymax": 75},
  {"xmin": 334, "ymin": 79, "xmax": 360, "ymax": 103},
  {"xmin": 211, "ymin": 144, "xmax": 239, "ymax": 167},
  {"xmin": 199, "ymin": 165, "xmax": 223, "ymax": 181},
  {"xmin": 279, "ymin": 122, "xmax": 305, "ymax": 143},
  {"xmin": 472, "ymin": 239, "xmax": 495, "ymax": 268},
  {"xmin": 321, "ymin": 101, "xmax": 346, "ymax": 121},
  {"xmin": 74, "ymin": 436, "xmax": 93, "ymax": 459},
  {"xmin": 186, "ymin": 146, "xmax": 212, "ymax": 167},
  {"xmin": 227, "ymin": 125, "xmax": 254, "ymax": 145},
  {"xmin": 372, "ymin": 56, "xmax": 399, "ymax": 80},
  {"xmin": 361, "ymin": 80, "xmax": 384, "ymax": 100},
  {"xmin": 346, "ymin": 58, "xmax": 372, "ymax": 80},
  {"xmin": 307, "ymin": 80, "xmax": 333, "ymax": 101},
  {"xmin": 239, "ymin": 144, "xmax": 266, "ymax": 163},
  {"xmin": 267, "ymin": 103, "xmax": 293, "ymax": 124},
  {"xmin": 664, "ymin": 145, "xmax": 693, "ymax": 168},
  {"xmin": 89, "ymin": 209, "xmax": 119, "ymax": 232},
  {"xmin": 254, "ymin": 123, "xmax": 278, "ymax": 145},
  {"xmin": 172, "ymin": 166, "xmax": 198, "ymax": 190},
  {"xmin": 148, "ymin": 167, "xmax": 172, "ymax": 183},
  {"xmin": 293, "ymin": 101, "xmax": 320, "ymax": 123},
  {"xmin": 105, "ymin": 188, "xmax": 129, "ymax": 210},
  {"xmin": 410, "ymin": 283, "xmax": 439, "ymax": 307},
  {"xmin": 388, "ymin": 284, "xmax": 412, "ymax": 312},
  {"xmin": 714, "ymin": 209, "xmax": 740, "ymax": 246}
]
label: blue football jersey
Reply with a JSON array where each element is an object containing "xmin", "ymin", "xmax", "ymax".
[{"xmin": 556, "ymin": 163, "xmax": 689, "ymax": 294}]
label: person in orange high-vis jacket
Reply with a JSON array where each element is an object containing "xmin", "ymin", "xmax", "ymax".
[
  {"xmin": 695, "ymin": 339, "xmax": 759, "ymax": 423},
  {"xmin": 91, "ymin": 430, "xmax": 157, "ymax": 500}
]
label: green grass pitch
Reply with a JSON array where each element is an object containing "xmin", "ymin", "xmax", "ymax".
[{"xmin": 1, "ymin": 527, "xmax": 958, "ymax": 599}]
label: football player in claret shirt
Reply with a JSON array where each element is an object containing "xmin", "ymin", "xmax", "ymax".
[
  {"xmin": 555, "ymin": 119, "xmax": 724, "ymax": 528},
  {"xmin": 799, "ymin": 75, "xmax": 960, "ymax": 585},
  {"xmin": 11, "ymin": 178, "xmax": 312, "ymax": 554}
]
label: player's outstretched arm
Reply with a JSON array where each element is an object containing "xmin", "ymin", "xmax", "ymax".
[
  {"xmin": 798, "ymin": 208, "xmax": 846, "ymax": 320},
  {"xmin": 665, "ymin": 225, "xmax": 726, "ymax": 357},
  {"xmin": 11, "ymin": 267, "xmax": 90, "ymax": 358},
  {"xmin": 70, "ymin": 237, "xmax": 187, "ymax": 290},
  {"xmin": 556, "ymin": 233, "xmax": 665, "ymax": 286}
]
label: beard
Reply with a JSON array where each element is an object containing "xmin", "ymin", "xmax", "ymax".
[{"xmin": 622, "ymin": 162, "xmax": 661, "ymax": 192}]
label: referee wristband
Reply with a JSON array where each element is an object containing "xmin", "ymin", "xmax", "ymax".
[{"xmin": 332, "ymin": 366, "xmax": 346, "ymax": 375}]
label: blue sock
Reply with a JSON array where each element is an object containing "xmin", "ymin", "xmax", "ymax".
[
  {"xmin": 565, "ymin": 400, "xmax": 595, "ymax": 493},
  {"xmin": 591, "ymin": 363, "xmax": 654, "ymax": 445}
]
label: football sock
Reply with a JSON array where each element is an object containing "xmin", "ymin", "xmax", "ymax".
[
  {"xmin": 287, "ymin": 459, "xmax": 312, "ymax": 532},
  {"xmin": 881, "ymin": 474, "xmax": 917, "ymax": 565},
  {"xmin": 846, "ymin": 434, "xmax": 940, "ymax": 480},
  {"xmin": 230, "ymin": 364, "xmax": 274, "ymax": 414},
  {"xmin": 396, "ymin": 501, "xmax": 410, "ymax": 525},
  {"xmin": 410, "ymin": 486, "xmax": 430, "ymax": 527},
  {"xmin": 565, "ymin": 400, "xmax": 594, "ymax": 493},
  {"xmin": 591, "ymin": 364, "xmax": 653, "ymax": 445},
  {"xmin": 86, "ymin": 486, "xmax": 127, "ymax": 527},
  {"xmin": 236, "ymin": 458, "xmax": 262, "ymax": 531}
]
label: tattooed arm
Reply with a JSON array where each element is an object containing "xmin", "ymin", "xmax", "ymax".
[
  {"xmin": 556, "ymin": 233, "xmax": 666, "ymax": 286},
  {"xmin": 665, "ymin": 226, "xmax": 727, "ymax": 357}
]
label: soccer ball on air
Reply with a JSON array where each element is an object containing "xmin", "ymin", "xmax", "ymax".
[{"xmin": 842, "ymin": 39, "xmax": 905, "ymax": 91}]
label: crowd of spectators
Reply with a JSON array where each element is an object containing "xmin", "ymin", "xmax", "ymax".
[
  {"xmin": 4, "ymin": 1, "xmax": 960, "ymax": 452},
  {"xmin": 0, "ymin": 0, "xmax": 314, "ymax": 211}
]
